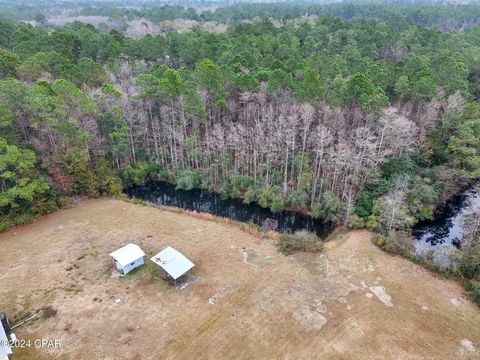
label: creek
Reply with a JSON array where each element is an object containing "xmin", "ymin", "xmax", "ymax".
[{"xmin": 126, "ymin": 180, "xmax": 332, "ymax": 238}]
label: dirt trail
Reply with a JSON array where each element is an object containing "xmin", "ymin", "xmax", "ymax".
[{"xmin": 0, "ymin": 199, "xmax": 479, "ymax": 359}]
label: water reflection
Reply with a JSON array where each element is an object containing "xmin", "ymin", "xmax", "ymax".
[
  {"xmin": 413, "ymin": 185, "xmax": 480, "ymax": 250},
  {"xmin": 126, "ymin": 181, "xmax": 332, "ymax": 238}
]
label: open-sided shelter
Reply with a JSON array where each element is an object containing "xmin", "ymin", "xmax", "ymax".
[
  {"xmin": 109, "ymin": 243, "xmax": 145, "ymax": 275},
  {"xmin": 151, "ymin": 246, "xmax": 194, "ymax": 285}
]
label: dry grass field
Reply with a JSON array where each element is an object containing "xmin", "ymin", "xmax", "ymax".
[{"xmin": 1, "ymin": 198, "xmax": 480, "ymax": 359}]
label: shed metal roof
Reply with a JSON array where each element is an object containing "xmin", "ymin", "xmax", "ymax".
[
  {"xmin": 0, "ymin": 321, "xmax": 12, "ymax": 356},
  {"xmin": 151, "ymin": 246, "xmax": 194, "ymax": 280},
  {"xmin": 109, "ymin": 243, "xmax": 145, "ymax": 268}
]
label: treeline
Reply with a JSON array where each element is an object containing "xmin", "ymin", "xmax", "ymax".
[
  {"xmin": 0, "ymin": 11, "xmax": 479, "ymax": 240},
  {"xmin": 0, "ymin": 0, "xmax": 76, "ymax": 21},
  {"xmin": 71, "ymin": 2, "xmax": 480, "ymax": 31},
  {"xmin": 77, "ymin": 4, "xmax": 199, "ymax": 21},
  {"xmin": 6, "ymin": 1, "xmax": 480, "ymax": 33},
  {"xmin": 206, "ymin": 2, "xmax": 480, "ymax": 30}
]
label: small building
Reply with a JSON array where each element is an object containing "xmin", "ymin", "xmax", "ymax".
[
  {"xmin": 151, "ymin": 246, "xmax": 195, "ymax": 285},
  {"xmin": 0, "ymin": 314, "xmax": 12, "ymax": 360},
  {"xmin": 109, "ymin": 243, "xmax": 146, "ymax": 275}
]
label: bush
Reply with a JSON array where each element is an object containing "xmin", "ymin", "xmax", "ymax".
[
  {"xmin": 277, "ymin": 230, "xmax": 323, "ymax": 255},
  {"xmin": 30, "ymin": 193, "xmax": 58, "ymax": 216},
  {"xmin": 174, "ymin": 169, "xmax": 204, "ymax": 190},
  {"xmin": 465, "ymin": 280, "xmax": 480, "ymax": 306},
  {"xmin": 231, "ymin": 175, "xmax": 255, "ymax": 197},
  {"xmin": 0, "ymin": 212, "xmax": 38, "ymax": 232},
  {"xmin": 57, "ymin": 196, "xmax": 69, "ymax": 207},
  {"xmin": 310, "ymin": 190, "xmax": 344, "ymax": 224},
  {"xmin": 374, "ymin": 231, "xmax": 414, "ymax": 257},
  {"xmin": 95, "ymin": 162, "xmax": 123, "ymax": 195},
  {"xmin": 120, "ymin": 161, "xmax": 160, "ymax": 187},
  {"xmin": 365, "ymin": 214, "xmax": 380, "ymax": 231},
  {"xmin": 243, "ymin": 186, "xmax": 258, "ymax": 204},
  {"xmin": 287, "ymin": 188, "xmax": 308, "ymax": 208},
  {"xmin": 218, "ymin": 180, "xmax": 231, "ymax": 200},
  {"xmin": 375, "ymin": 235, "xmax": 400, "ymax": 254},
  {"xmin": 270, "ymin": 195, "xmax": 285, "ymax": 213},
  {"xmin": 458, "ymin": 241, "xmax": 480, "ymax": 278},
  {"xmin": 0, "ymin": 217, "xmax": 14, "ymax": 232},
  {"xmin": 64, "ymin": 148, "xmax": 97, "ymax": 196},
  {"xmin": 347, "ymin": 214, "xmax": 366, "ymax": 229},
  {"xmin": 258, "ymin": 185, "xmax": 279, "ymax": 209},
  {"xmin": 13, "ymin": 213, "xmax": 36, "ymax": 225}
]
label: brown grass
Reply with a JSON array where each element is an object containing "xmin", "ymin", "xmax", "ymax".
[{"xmin": 1, "ymin": 199, "xmax": 480, "ymax": 359}]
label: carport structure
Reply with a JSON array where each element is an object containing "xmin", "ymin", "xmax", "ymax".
[{"xmin": 150, "ymin": 246, "xmax": 195, "ymax": 288}]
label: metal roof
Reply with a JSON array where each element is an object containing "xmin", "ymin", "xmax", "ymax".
[
  {"xmin": 151, "ymin": 246, "xmax": 194, "ymax": 280},
  {"xmin": 109, "ymin": 243, "xmax": 145, "ymax": 268},
  {"xmin": 0, "ymin": 321, "xmax": 12, "ymax": 356}
]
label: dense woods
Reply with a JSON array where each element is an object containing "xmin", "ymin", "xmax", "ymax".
[{"xmin": 1, "ymin": 0, "xmax": 480, "ymax": 273}]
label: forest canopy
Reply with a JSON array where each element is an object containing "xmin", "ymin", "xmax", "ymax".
[{"xmin": 0, "ymin": 1, "xmax": 480, "ymax": 250}]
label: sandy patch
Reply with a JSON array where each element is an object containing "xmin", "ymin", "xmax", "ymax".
[{"xmin": 369, "ymin": 286, "xmax": 394, "ymax": 307}]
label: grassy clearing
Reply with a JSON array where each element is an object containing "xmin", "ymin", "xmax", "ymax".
[{"xmin": 1, "ymin": 199, "xmax": 480, "ymax": 359}]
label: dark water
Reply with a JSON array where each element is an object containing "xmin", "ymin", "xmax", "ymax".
[
  {"xmin": 413, "ymin": 184, "xmax": 480, "ymax": 250},
  {"xmin": 125, "ymin": 181, "xmax": 332, "ymax": 238}
]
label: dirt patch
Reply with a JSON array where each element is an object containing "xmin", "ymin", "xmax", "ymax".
[
  {"xmin": 1, "ymin": 199, "xmax": 480, "ymax": 359},
  {"xmin": 39, "ymin": 306, "xmax": 57, "ymax": 320},
  {"xmin": 369, "ymin": 286, "xmax": 393, "ymax": 307},
  {"xmin": 208, "ymin": 286, "xmax": 237, "ymax": 305}
]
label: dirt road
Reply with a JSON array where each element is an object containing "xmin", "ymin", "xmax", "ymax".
[{"xmin": 0, "ymin": 199, "xmax": 479, "ymax": 359}]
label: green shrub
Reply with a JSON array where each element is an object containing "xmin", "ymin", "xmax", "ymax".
[
  {"xmin": 132, "ymin": 198, "xmax": 147, "ymax": 206},
  {"xmin": 465, "ymin": 280, "xmax": 480, "ymax": 305},
  {"xmin": 270, "ymin": 195, "xmax": 285, "ymax": 212},
  {"xmin": 277, "ymin": 230, "xmax": 323, "ymax": 255},
  {"xmin": 231, "ymin": 175, "xmax": 255, "ymax": 197},
  {"xmin": 120, "ymin": 162, "xmax": 166, "ymax": 188},
  {"xmin": 64, "ymin": 148, "xmax": 97, "ymax": 196},
  {"xmin": 258, "ymin": 185, "xmax": 279, "ymax": 209},
  {"xmin": 458, "ymin": 241, "xmax": 480, "ymax": 278},
  {"xmin": 218, "ymin": 180, "xmax": 231, "ymax": 200},
  {"xmin": 347, "ymin": 214, "xmax": 366, "ymax": 229},
  {"xmin": 374, "ymin": 234, "xmax": 400, "ymax": 254},
  {"xmin": 57, "ymin": 196, "xmax": 69, "ymax": 207},
  {"xmin": 376, "ymin": 235, "xmax": 386, "ymax": 246},
  {"xmin": 0, "ymin": 217, "xmax": 14, "ymax": 232},
  {"xmin": 174, "ymin": 169, "xmax": 203, "ymax": 190},
  {"xmin": 95, "ymin": 161, "xmax": 123, "ymax": 195},
  {"xmin": 310, "ymin": 190, "xmax": 344, "ymax": 224},
  {"xmin": 30, "ymin": 193, "xmax": 58, "ymax": 216},
  {"xmin": 13, "ymin": 213, "xmax": 36, "ymax": 225},
  {"xmin": 374, "ymin": 231, "xmax": 414, "ymax": 257},
  {"xmin": 243, "ymin": 186, "xmax": 258, "ymax": 204},
  {"xmin": 365, "ymin": 214, "xmax": 380, "ymax": 231},
  {"xmin": 120, "ymin": 162, "xmax": 148, "ymax": 187},
  {"xmin": 287, "ymin": 188, "xmax": 308, "ymax": 208}
]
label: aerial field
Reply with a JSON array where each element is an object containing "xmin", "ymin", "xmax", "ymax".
[{"xmin": 1, "ymin": 199, "xmax": 480, "ymax": 359}]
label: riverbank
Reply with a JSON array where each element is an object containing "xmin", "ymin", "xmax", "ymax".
[{"xmin": 1, "ymin": 198, "xmax": 480, "ymax": 359}]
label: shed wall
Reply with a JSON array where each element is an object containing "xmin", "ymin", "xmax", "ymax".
[{"xmin": 121, "ymin": 257, "xmax": 144, "ymax": 274}]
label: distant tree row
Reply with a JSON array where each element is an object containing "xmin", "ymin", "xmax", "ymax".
[{"xmin": 71, "ymin": 2, "xmax": 480, "ymax": 31}]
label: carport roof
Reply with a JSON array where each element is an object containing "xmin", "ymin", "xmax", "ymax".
[{"xmin": 151, "ymin": 246, "xmax": 194, "ymax": 280}]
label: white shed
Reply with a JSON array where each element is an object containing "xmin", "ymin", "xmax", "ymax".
[
  {"xmin": 151, "ymin": 246, "xmax": 194, "ymax": 281},
  {"xmin": 109, "ymin": 243, "xmax": 146, "ymax": 275},
  {"xmin": 0, "ymin": 318, "xmax": 12, "ymax": 360}
]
